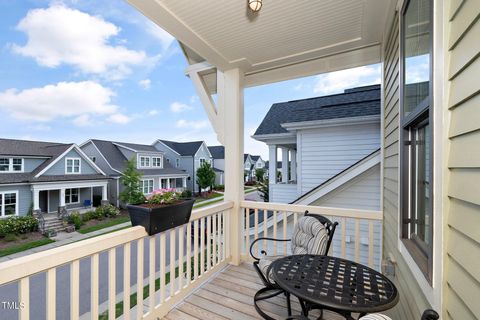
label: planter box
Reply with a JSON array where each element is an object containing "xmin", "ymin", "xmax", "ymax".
[{"xmin": 127, "ymin": 199, "xmax": 195, "ymax": 236}]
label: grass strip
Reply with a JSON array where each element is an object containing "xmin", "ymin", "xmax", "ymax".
[
  {"xmin": 193, "ymin": 197, "xmax": 224, "ymax": 209},
  {"xmin": 0, "ymin": 238, "xmax": 55, "ymax": 257},
  {"xmin": 78, "ymin": 216, "xmax": 131, "ymax": 234},
  {"xmin": 193, "ymin": 192, "xmax": 224, "ymax": 203}
]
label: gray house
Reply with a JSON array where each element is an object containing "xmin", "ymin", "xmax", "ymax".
[
  {"xmin": 80, "ymin": 139, "xmax": 188, "ymax": 207},
  {"xmin": 0, "ymin": 138, "xmax": 109, "ymax": 219},
  {"xmin": 208, "ymin": 145, "xmax": 225, "ymax": 186},
  {"xmin": 153, "ymin": 140, "xmax": 212, "ymax": 193}
]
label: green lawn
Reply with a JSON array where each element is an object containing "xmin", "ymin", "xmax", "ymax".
[
  {"xmin": 0, "ymin": 238, "xmax": 55, "ymax": 257},
  {"xmin": 193, "ymin": 197, "xmax": 224, "ymax": 209},
  {"xmin": 78, "ymin": 216, "xmax": 131, "ymax": 234},
  {"xmin": 194, "ymin": 192, "xmax": 223, "ymax": 203}
]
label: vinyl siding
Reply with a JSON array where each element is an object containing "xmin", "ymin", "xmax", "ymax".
[
  {"xmin": 445, "ymin": 1, "xmax": 480, "ymax": 318},
  {"xmin": 194, "ymin": 144, "xmax": 213, "ymax": 192},
  {"xmin": 80, "ymin": 142, "xmax": 119, "ymax": 176},
  {"xmin": 381, "ymin": 12, "xmax": 430, "ymax": 319},
  {"xmin": 23, "ymin": 158, "xmax": 46, "ymax": 172},
  {"xmin": 153, "ymin": 142, "xmax": 194, "ymax": 191},
  {"xmin": 212, "ymin": 158, "xmax": 225, "ymax": 171},
  {"xmin": 43, "ymin": 149, "xmax": 97, "ymax": 175},
  {"xmin": 0, "ymin": 185, "xmax": 31, "ymax": 216},
  {"xmin": 270, "ymin": 184, "xmax": 299, "ymax": 203},
  {"xmin": 298, "ymin": 123, "xmax": 380, "ymax": 195}
]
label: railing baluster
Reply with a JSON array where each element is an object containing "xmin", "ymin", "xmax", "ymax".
[
  {"xmin": 123, "ymin": 243, "xmax": 131, "ymax": 320},
  {"xmin": 149, "ymin": 236, "xmax": 155, "ymax": 310},
  {"xmin": 186, "ymin": 222, "xmax": 191, "ymax": 284},
  {"xmin": 263, "ymin": 210, "xmax": 268, "ymax": 252},
  {"xmin": 283, "ymin": 211, "xmax": 288, "ymax": 255},
  {"xmin": 226, "ymin": 210, "xmax": 231, "ymax": 259},
  {"xmin": 244, "ymin": 208, "xmax": 249, "ymax": 257},
  {"xmin": 218, "ymin": 213, "xmax": 222, "ymax": 262},
  {"xmin": 341, "ymin": 217, "xmax": 346, "ymax": 258},
  {"xmin": 137, "ymin": 239, "xmax": 144, "ymax": 319},
  {"xmin": 200, "ymin": 217, "xmax": 205, "ymax": 275},
  {"xmin": 212, "ymin": 214, "xmax": 217, "ymax": 265},
  {"xmin": 207, "ymin": 215, "xmax": 211, "ymax": 271},
  {"xmin": 70, "ymin": 260, "xmax": 79, "ymax": 320},
  {"xmin": 170, "ymin": 228, "xmax": 176, "ymax": 296},
  {"xmin": 91, "ymin": 254, "xmax": 99, "ymax": 319},
  {"xmin": 108, "ymin": 248, "xmax": 116, "ymax": 320},
  {"xmin": 273, "ymin": 210, "xmax": 278, "ymax": 255},
  {"xmin": 159, "ymin": 232, "xmax": 166, "ymax": 303},
  {"xmin": 194, "ymin": 219, "xmax": 199, "ymax": 280},
  {"xmin": 368, "ymin": 221, "xmax": 374, "ymax": 267},
  {"xmin": 178, "ymin": 225, "xmax": 184, "ymax": 289},
  {"xmin": 222, "ymin": 211, "xmax": 226, "ymax": 261},
  {"xmin": 254, "ymin": 209, "xmax": 259, "ymax": 256},
  {"xmin": 19, "ymin": 277, "xmax": 29, "ymax": 320},
  {"xmin": 294, "ymin": 211, "xmax": 298, "ymax": 228},
  {"xmin": 355, "ymin": 219, "xmax": 360, "ymax": 262},
  {"xmin": 46, "ymin": 268, "xmax": 56, "ymax": 320}
]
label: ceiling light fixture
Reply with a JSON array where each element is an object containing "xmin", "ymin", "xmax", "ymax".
[{"xmin": 248, "ymin": 0, "xmax": 262, "ymax": 12}]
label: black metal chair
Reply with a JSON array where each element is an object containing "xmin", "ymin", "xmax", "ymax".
[
  {"xmin": 250, "ymin": 211, "xmax": 338, "ymax": 317},
  {"xmin": 358, "ymin": 309, "xmax": 440, "ymax": 320}
]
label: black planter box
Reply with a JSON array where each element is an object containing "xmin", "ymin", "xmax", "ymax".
[{"xmin": 127, "ymin": 198, "xmax": 195, "ymax": 236}]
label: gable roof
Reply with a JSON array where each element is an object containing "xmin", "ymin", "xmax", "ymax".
[
  {"xmin": 251, "ymin": 155, "xmax": 261, "ymax": 162},
  {"xmin": 157, "ymin": 140, "xmax": 204, "ymax": 156},
  {"xmin": 244, "ymin": 154, "xmax": 251, "ymax": 162},
  {"xmin": 113, "ymin": 141, "xmax": 160, "ymax": 153},
  {"xmin": 208, "ymin": 146, "xmax": 225, "ymax": 159},
  {"xmin": 254, "ymin": 84, "xmax": 381, "ymax": 136},
  {"xmin": 0, "ymin": 138, "xmax": 70, "ymax": 157}
]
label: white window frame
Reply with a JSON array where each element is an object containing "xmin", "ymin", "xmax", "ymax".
[
  {"xmin": 256, "ymin": 162, "xmax": 262, "ymax": 168},
  {"xmin": 152, "ymin": 157, "xmax": 163, "ymax": 168},
  {"xmin": 65, "ymin": 158, "xmax": 81, "ymax": 174},
  {"xmin": 0, "ymin": 158, "xmax": 24, "ymax": 173},
  {"xmin": 140, "ymin": 179, "xmax": 154, "ymax": 194},
  {"xmin": 175, "ymin": 158, "xmax": 180, "ymax": 168},
  {"xmin": 65, "ymin": 188, "xmax": 80, "ymax": 205},
  {"xmin": 199, "ymin": 158, "xmax": 206, "ymax": 166},
  {"xmin": 139, "ymin": 156, "xmax": 151, "ymax": 168},
  {"xmin": 0, "ymin": 190, "xmax": 19, "ymax": 217}
]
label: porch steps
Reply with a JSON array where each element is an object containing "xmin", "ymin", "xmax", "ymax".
[{"xmin": 39, "ymin": 215, "xmax": 67, "ymax": 233}]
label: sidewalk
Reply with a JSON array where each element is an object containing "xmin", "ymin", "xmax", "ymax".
[{"xmin": 0, "ymin": 221, "xmax": 132, "ymax": 263}]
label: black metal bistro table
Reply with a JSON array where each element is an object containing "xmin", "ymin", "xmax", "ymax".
[{"xmin": 263, "ymin": 254, "xmax": 399, "ymax": 320}]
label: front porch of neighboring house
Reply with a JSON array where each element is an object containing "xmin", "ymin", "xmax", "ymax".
[
  {"xmin": 268, "ymin": 144, "xmax": 298, "ymax": 203},
  {"xmin": 32, "ymin": 180, "xmax": 109, "ymax": 219},
  {"xmin": 159, "ymin": 177, "xmax": 187, "ymax": 191}
]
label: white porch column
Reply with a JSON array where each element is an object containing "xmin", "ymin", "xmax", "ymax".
[
  {"xmin": 101, "ymin": 183, "xmax": 109, "ymax": 206},
  {"xmin": 182, "ymin": 177, "xmax": 187, "ymax": 188},
  {"xmin": 268, "ymin": 145, "xmax": 277, "ymax": 184},
  {"xmin": 281, "ymin": 147, "xmax": 289, "ymax": 183},
  {"xmin": 166, "ymin": 178, "xmax": 171, "ymax": 189},
  {"xmin": 33, "ymin": 189, "xmax": 40, "ymax": 212},
  {"xmin": 291, "ymin": 149, "xmax": 297, "ymax": 182},
  {"xmin": 60, "ymin": 188, "xmax": 66, "ymax": 207},
  {"xmin": 220, "ymin": 68, "xmax": 244, "ymax": 265}
]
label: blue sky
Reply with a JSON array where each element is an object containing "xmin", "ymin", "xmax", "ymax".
[{"xmin": 0, "ymin": 0, "xmax": 381, "ymax": 158}]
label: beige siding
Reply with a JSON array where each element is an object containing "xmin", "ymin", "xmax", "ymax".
[
  {"xmin": 445, "ymin": 0, "xmax": 480, "ymax": 318},
  {"xmin": 381, "ymin": 13, "xmax": 430, "ymax": 319}
]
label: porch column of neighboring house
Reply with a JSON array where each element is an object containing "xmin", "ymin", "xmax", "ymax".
[
  {"xmin": 269, "ymin": 144, "xmax": 277, "ymax": 184},
  {"xmin": 182, "ymin": 177, "xmax": 187, "ymax": 189},
  {"xmin": 32, "ymin": 188, "xmax": 41, "ymax": 214},
  {"xmin": 101, "ymin": 183, "xmax": 109, "ymax": 206},
  {"xmin": 166, "ymin": 178, "xmax": 171, "ymax": 189},
  {"xmin": 220, "ymin": 68, "xmax": 245, "ymax": 265},
  {"xmin": 58, "ymin": 188, "xmax": 67, "ymax": 217},
  {"xmin": 281, "ymin": 147, "xmax": 289, "ymax": 183},
  {"xmin": 290, "ymin": 149, "xmax": 297, "ymax": 182}
]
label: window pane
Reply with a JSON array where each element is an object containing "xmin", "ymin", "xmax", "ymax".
[
  {"xmin": 0, "ymin": 158, "xmax": 9, "ymax": 171},
  {"xmin": 403, "ymin": 0, "xmax": 431, "ymax": 116},
  {"xmin": 12, "ymin": 159, "xmax": 22, "ymax": 171},
  {"xmin": 71, "ymin": 189, "xmax": 79, "ymax": 203},
  {"xmin": 4, "ymin": 193, "xmax": 16, "ymax": 215}
]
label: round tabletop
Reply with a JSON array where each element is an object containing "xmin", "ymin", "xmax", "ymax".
[{"xmin": 270, "ymin": 255, "xmax": 399, "ymax": 314}]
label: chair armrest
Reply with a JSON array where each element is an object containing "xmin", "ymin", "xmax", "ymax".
[{"xmin": 249, "ymin": 237, "xmax": 291, "ymax": 261}]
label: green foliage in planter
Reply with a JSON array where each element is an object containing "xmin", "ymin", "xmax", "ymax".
[
  {"xmin": 120, "ymin": 158, "xmax": 145, "ymax": 205},
  {"xmin": 0, "ymin": 216, "xmax": 38, "ymax": 236},
  {"xmin": 95, "ymin": 204, "xmax": 120, "ymax": 218}
]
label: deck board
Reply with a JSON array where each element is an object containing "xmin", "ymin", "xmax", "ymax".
[{"xmin": 164, "ymin": 263, "xmax": 347, "ymax": 320}]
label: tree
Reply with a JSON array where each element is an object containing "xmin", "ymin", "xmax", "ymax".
[
  {"xmin": 196, "ymin": 162, "xmax": 216, "ymax": 196},
  {"xmin": 255, "ymin": 168, "xmax": 266, "ymax": 183},
  {"xmin": 258, "ymin": 178, "xmax": 269, "ymax": 202},
  {"xmin": 120, "ymin": 158, "xmax": 145, "ymax": 205}
]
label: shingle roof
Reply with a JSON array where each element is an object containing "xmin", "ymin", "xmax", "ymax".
[
  {"xmin": 113, "ymin": 141, "xmax": 160, "ymax": 153},
  {"xmin": 254, "ymin": 85, "xmax": 381, "ymax": 136},
  {"xmin": 208, "ymin": 146, "xmax": 225, "ymax": 159},
  {"xmin": 251, "ymin": 155, "xmax": 260, "ymax": 162},
  {"xmin": 244, "ymin": 154, "xmax": 250, "ymax": 162},
  {"xmin": 158, "ymin": 140, "xmax": 203, "ymax": 156},
  {"xmin": 0, "ymin": 173, "xmax": 108, "ymax": 185}
]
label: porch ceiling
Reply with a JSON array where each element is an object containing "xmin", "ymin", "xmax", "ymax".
[{"xmin": 128, "ymin": 0, "xmax": 396, "ymax": 88}]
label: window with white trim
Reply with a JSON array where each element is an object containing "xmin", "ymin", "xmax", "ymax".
[
  {"xmin": 176, "ymin": 158, "xmax": 180, "ymax": 167},
  {"xmin": 152, "ymin": 157, "xmax": 162, "ymax": 167},
  {"xmin": 139, "ymin": 156, "xmax": 150, "ymax": 168},
  {"xmin": 256, "ymin": 162, "xmax": 262, "ymax": 168},
  {"xmin": 0, "ymin": 191, "xmax": 18, "ymax": 217},
  {"xmin": 66, "ymin": 158, "xmax": 81, "ymax": 174},
  {"xmin": 140, "ymin": 179, "xmax": 154, "ymax": 194},
  {"xmin": 0, "ymin": 158, "xmax": 24, "ymax": 172},
  {"xmin": 199, "ymin": 158, "xmax": 206, "ymax": 166},
  {"xmin": 65, "ymin": 188, "xmax": 80, "ymax": 204}
]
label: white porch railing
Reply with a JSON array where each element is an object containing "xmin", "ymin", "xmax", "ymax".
[
  {"xmin": 0, "ymin": 201, "xmax": 233, "ymax": 320},
  {"xmin": 240, "ymin": 201, "xmax": 383, "ymax": 269}
]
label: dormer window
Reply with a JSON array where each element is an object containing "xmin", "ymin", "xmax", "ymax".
[
  {"xmin": 152, "ymin": 157, "xmax": 162, "ymax": 167},
  {"xmin": 66, "ymin": 158, "xmax": 81, "ymax": 174},
  {"xmin": 0, "ymin": 158, "xmax": 24, "ymax": 172},
  {"xmin": 139, "ymin": 156, "xmax": 150, "ymax": 168}
]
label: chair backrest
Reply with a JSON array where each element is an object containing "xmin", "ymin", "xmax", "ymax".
[
  {"xmin": 291, "ymin": 216, "xmax": 329, "ymax": 255},
  {"xmin": 84, "ymin": 199, "xmax": 92, "ymax": 207},
  {"xmin": 305, "ymin": 211, "xmax": 338, "ymax": 254}
]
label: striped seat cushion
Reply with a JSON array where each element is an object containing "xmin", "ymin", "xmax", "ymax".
[
  {"xmin": 258, "ymin": 255, "xmax": 285, "ymax": 282},
  {"xmin": 359, "ymin": 314, "xmax": 393, "ymax": 320},
  {"xmin": 291, "ymin": 216, "xmax": 328, "ymax": 255}
]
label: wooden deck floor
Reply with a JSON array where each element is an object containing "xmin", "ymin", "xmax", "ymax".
[{"xmin": 164, "ymin": 263, "xmax": 346, "ymax": 320}]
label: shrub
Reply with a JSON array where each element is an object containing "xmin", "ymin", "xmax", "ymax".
[
  {"xmin": 0, "ymin": 216, "xmax": 38, "ymax": 236},
  {"xmin": 81, "ymin": 210, "xmax": 97, "ymax": 222},
  {"xmin": 95, "ymin": 204, "xmax": 120, "ymax": 218},
  {"xmin": 67, "ymin": 212, "xmax": 83, "ymax": 230},
  {"xmin": 4, "ymin": 233, "xmax": 17, "ymax": 242},
  {"xmin": 214, "ymin": 185, "xmax": 225, "ymax": 191},
  {"xmin": 181, "ymin": 189, "xmax": 193, "ymax": 198}
]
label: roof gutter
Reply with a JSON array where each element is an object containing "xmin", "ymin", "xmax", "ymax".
[{"xmin": 281, "ymin": 114, "xmax": 381, "ymax": 132}]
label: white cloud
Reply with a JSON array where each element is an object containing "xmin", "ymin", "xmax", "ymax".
[
  {"xmin": 170, "ymin": 102, "xmax": 192, "ymax": 113},
  {"xmin": 107, "ymin": 113, "xmax": 131, "ymax": 124},
  {"xmin": 190, "ymin": 95, "xmax": 199, "ymax": 104},
  {"xmin": 28, "ymin": 124, "xmax": 52, "ymax": 131},
  {"xmin": 148, "ymin": 109, "xmax": 159, "ymax": 116},
  {"xmin": 12, "ymin": 5, "xmax": 147, "ymax": 80},
  {"xmin": 139, "ymin": 79, "xmax": 151, "ymax": 90},
  {"xmin": 73, "ymin": 114, "xmax": 92, "ymax": 127},
  {"xmin": 313, "ymin": 65, "xmax": 381, "ymax": 95},
  {"xmin": 0, "ymin": 81, "xmax": 118, "ymax": 122},
  {"xmin": 176, "ymin": 119, "xmax": 208, "ymax": 129},
  {"xmin": 146, "ymin": 21, "xmax": 175, "ymax": 51}
]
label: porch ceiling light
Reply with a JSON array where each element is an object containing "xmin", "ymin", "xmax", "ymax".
[{"xmin": 248, "ymin": 0, "xmax": 262, "ymax": 12}]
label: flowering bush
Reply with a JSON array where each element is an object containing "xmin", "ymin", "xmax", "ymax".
[
  {"xmin": 147, "ymin": 189, "xmax": 183, "ymax": 205},
  {"xmin": 95, "ymin": 204, "xmax": 120, "ymax": 218},
  {"xmin": 0, "ymin": 216, "xmax": 38, "ymax": 236}
]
